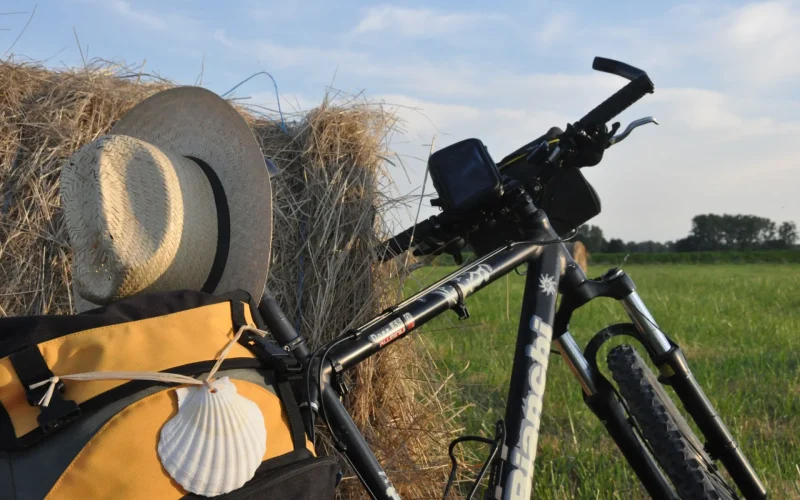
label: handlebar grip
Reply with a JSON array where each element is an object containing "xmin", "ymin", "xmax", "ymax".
[
  {"xmin": 378, "ymin": 219, "xmax": 436, "ymax": 261},
  {"xmin": 577, "ymin": 73, "xmax": 654, "ymax": 129}
]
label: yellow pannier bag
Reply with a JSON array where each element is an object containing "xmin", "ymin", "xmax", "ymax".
[{"xmin": 0, "ymin": 289, "xmax": 338, "ymax": 499}]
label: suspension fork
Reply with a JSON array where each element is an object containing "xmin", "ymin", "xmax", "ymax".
[
  {"xmin": 620, "ymin": 290, "xmax": 767, "ymax": 500},
  {"xmin": 555, "ymin": 332, "xmax": 676, "ymax": 500},
  {"xmin": 554, "ymin": 265, "xmax": 767, "ymax": 500}
]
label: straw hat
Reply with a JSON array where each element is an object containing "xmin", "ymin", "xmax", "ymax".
[{"xmin": 61, "ymin": 87, "xmax": 272, "ymax": 311}]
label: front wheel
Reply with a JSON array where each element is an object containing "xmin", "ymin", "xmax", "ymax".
[{"xmin": 607, "ymin": 344, "xmax": 738, "ymax": 500}]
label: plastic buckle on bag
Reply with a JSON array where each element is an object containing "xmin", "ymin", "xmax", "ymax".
[
  {"xmin": 243, "ymin": 332, "xmax": 303, "ymax": 373},
  {"xmin": 9, "ymin": 346, "xmax": 82, "ymax": 434},
  {"xmin": 25, "ymin": 378, "xmax": 66, "ymax": 406},
  {"xmin": 37, "ymin": 391, "xmax": 81, "ymax": 434}
]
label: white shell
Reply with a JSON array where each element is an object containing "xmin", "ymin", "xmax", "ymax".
[{"xmin": 158, "ymin": 377, "xmax": 267, "ymax": 496}]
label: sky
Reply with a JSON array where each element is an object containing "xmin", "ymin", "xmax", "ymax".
[{"xmin": 2, "ymin": 0, "xmax": 798, "ymax": 242}]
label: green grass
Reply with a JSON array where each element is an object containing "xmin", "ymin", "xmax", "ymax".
[
  {"xmin": 405, "ymin": 264, "xmax": 800, "ymax": 498},
  {"xmin": 591, "ymin": 250, "xmax": 800, "ymax": 265}
]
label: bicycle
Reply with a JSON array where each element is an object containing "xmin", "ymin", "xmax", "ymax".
[{"xmin": 257, "ymin": 57, "xmax": 768, "ymax": 500}]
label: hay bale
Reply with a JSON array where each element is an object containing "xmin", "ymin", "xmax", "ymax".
[
  {"xmin": 0, "ymin": 59, "xmax": 459, "ymax": 498},
  {"xmin": 565, "ymin": 241, "xmax": 589, "ymax": 272},
  {"xmin": 0, "ymin": 60, "xmax": 171, "ymax": 314}
]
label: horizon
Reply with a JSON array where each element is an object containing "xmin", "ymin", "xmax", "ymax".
[
  {"xmin": 3, "ymin": 0, "xmax": 799, "ymax": 242},
  {"xmin": 588, "ymin": 210, "xmax": 796, "ymax": 245}
]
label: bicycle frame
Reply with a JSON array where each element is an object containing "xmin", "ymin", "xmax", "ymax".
[
  {"xmin": 309, "ymin": 240, "xmax": 676, "ymax": 500},
  {"xmin": 323, "ymin": 240, "xmax": 549, "ymax": 499},
  {"xmin": 250, "ymin": 54, "xmax": 771, "ymax": 500},
  {"xmin": 261, "ymin": 219, "xmax": 767, "ymax": 500}
]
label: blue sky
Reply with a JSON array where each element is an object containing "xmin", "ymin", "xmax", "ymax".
[{"xmin": 3, "ymin": 0, "xmax": 799, "ymax": 241}]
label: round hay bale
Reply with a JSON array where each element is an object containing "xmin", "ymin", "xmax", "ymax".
[
  {"xmin": 0, "ymin": 59, "xmax": 458, "ymax": 499},
  {"xmin": 565, "ymin": 240, "xmax": 589, "ymax": 272}
]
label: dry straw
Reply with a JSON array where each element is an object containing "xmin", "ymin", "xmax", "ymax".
[
  {"xmin": 0, "ymin": 58, "xmax": 477, "ymax": 498},
  {"xmin": 565, "ymin": 241, "xmax": 588, "ymax": 272}
]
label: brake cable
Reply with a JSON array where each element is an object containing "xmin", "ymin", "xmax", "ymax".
[{"xmin": 443, "ymin": 420, "xmax": 505, "ymax": 500}]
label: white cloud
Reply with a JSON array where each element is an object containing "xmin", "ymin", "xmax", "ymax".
[
  {"xmin": 723, "ymin": 1, "xmax": 792, "ymax": 43},
  {"xmin": 536, "ymin": 12, "xmax": 570, "ymax": 45},
  {"xmin": 213, "ymin": 29, "xmax": 233, "ymax": 47},
  {"xmin": 212, "ymin": 28, "xmax": 631, "ymax": 107},
  {"xmin": 713, "ymin": 0, "xmax": 800, "ymax": 84},
  {"xmin": 214, "ymin": 30, "xmax": 354, "ymax": 71},
  {"xmin": 351, "ymin": 5, "xmax": 502, "ymax": 38},
  {"xmin": 246, "ymin": 0, "xmax": 308, "ymax": 22},
  {"xmin": 375, "ymin": 82, "xmax": 800, "ymax": 241},
  {"xmin": 652, "ymin": 87, "xmax": 800, "ymax": 140},
  {"xmin": 211, "ymin": 22, "xmax": 800, "ymax": 238},
  {"xmin": 205, "ymin": 2, "xmax": 800, "ymax": 240},
  {"xmin": 108, "ymin": 0, "xmax": 167, "ymax": 30},
  {"xmin": 211, "ymin": 30, "xmax": 489, "ymax": 97},
  {"xmin": 381, "ymin": 93, "xmax": 572, "ymax": 149},
  {"xmin": 593, "ymin": 1, "xmax": 800, "ymax": 88}
]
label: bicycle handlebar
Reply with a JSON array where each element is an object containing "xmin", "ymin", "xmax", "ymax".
[
  {"xmin": 378, "ymin": 211, "xmax": 462, "ymax": 262},
  {"xmin": 577, "ymin": 72, "xmax": 654, "ymax": 130},
  {"xmin": 379, "ymin": 219, "xmax": 434, "ymax": 260},
  {"xmin": 380, "ymin": 57, "xmax": 655, "ymax": 259}
]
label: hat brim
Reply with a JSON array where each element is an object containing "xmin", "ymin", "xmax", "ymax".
[{"xmin": 105, "ymin": 86, "xmax": 272, "ymax": 303}]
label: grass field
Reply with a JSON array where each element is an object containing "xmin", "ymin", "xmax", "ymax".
[
  {"xmin": 404, "ymin": 264, "xmax": 800, "ymax": 498},
  {"xmin": 590, "ymin": 251, "xmax": 800, "ymax": 265}
]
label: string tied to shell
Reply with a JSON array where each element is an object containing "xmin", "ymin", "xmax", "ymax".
[{"xmin": 27, "ymin": 324, "xmax": 271, "ymax": 496}]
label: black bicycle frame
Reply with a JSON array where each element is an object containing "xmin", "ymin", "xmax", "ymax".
[
  {"xmin": 261, "ymin": 219, "xmax": 767, "ymax": 500},
  {"xmin": 336, "ymin": 245, "xmax": 567, "ymax": 496},
  {"xmin": 494, "ymin": 243, "xmax": 560, "ymax": 500},
  {"xmin": 306, "ymin": 238, "xmax": 671, "ymax": 500},
  {"xmin": 252, "ymin": 55, "xmax": 768, "ymax": 498}
]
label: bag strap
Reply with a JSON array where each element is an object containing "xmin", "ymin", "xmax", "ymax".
[
  {"xmin": 276, "ymin": 378, "xmax": 307, "ymax": 450},
  {"xmin": 10, "ymin": 346, "xmax": 54, "ymax": 405},
  {"xmin": 232, "ymin": 301, "xmax": 302, "ymax": 373},
  {"xmin": 8, "ymin": 346, "xmax": 80, "ymax": 433},
  {"xmin": 230, "ymin": 300, "xmax": 249, "ymax": 332},
  {"xmin": 231, "ymin": 300, "xmax": 307, "ymax": 450}
]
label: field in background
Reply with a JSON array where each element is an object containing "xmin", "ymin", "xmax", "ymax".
[
  {"xmin": 406, "ymin": 264, "xmax": 800, "ymax": 498},
  {"xmin": 431, "ymin": 250, "xmax": 800, "ymax": 267},
  {"xmin": 591, "ymin": 251, "xmax": 800, "ymax": 265}
]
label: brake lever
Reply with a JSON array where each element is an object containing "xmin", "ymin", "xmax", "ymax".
[{"xmin": 607, "ymin": 116, "xmax": 659, "ymax": 146}]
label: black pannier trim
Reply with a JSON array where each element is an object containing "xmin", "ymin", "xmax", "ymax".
[
  {"xmin": 276, "ymin": 379, "xmax": 306, "ymax": 451},
  {"xmin": 0, "ymin": 289, "xmax": 253, "ymax": 359}
]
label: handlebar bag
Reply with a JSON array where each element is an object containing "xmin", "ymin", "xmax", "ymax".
[
  {"xmin": 428, "ymin": 138, "xmax": 503, "ymax": 213},
  {"xmin": 541, "ymin": 167, "xmax": 602, "ymax": 235},
  {"xmin": 0, "ymin": 289, "xmax": 339, "ymax": 500}
]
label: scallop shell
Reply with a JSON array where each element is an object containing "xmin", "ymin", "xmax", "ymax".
[{"xmin": 157, "ymin": 377, "xmax": 267, "ymax": 496}]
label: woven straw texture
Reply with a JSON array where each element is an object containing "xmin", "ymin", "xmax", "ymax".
[
  {"xmin": 62, "ymin": 87, "xmax": 272, "ymax": 308},
  {"xmin": 0, "ymin": 61, "xmax": 464, "ymax": 498},
  {"xmin": 62, "ymin": 135, "xmax": 218, "ymax": 304}
]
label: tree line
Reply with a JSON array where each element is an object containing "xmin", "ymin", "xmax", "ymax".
[{"xmin": 577, "ymin": 214, "xmax": 798, "ymax": 254}]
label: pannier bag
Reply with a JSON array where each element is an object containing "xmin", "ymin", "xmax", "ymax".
[{"xmin": 0, "ymin": 289, "xmax": 339, "ymax": 499}]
